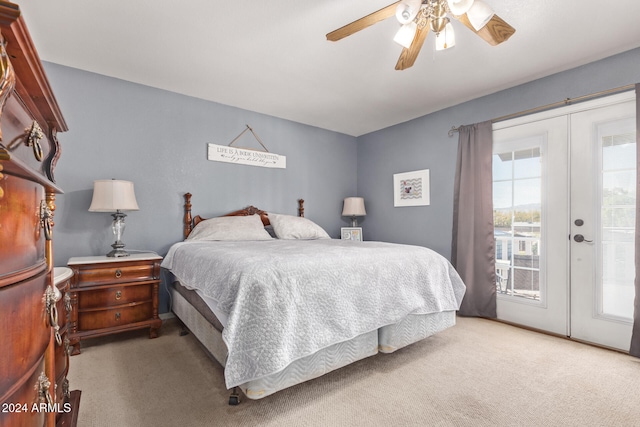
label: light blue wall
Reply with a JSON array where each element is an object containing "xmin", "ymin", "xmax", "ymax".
[
  {"xmin": 43, "ymin": 63, "xmax": 358, "ymax": 311},
  {"xmin": 44, "ymin": 48, "xmax": 640, "ymax": 313},
  {"xmin": 357, "ymin": 48, "xmax": 640, "ymax": 259}
]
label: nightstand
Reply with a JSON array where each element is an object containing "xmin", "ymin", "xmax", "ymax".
[{"xmin": 67, "ymin": 252, "xmax": 163, "ymax": 355}]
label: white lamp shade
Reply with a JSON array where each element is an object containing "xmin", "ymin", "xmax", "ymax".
[
  {"xmin": 88, "ymin": 179, "xmax": 140, "ymax": 212},
  {"xmin": 395, "ymin": 0, "xmax": 422, "ymax": 25},
  {"xmin": 394, "ymin": 21, "xmax": 418, "ymax": 49},
  {"xmin": 435, "ymin": 22, "xmax": 456, "ymax": 50},
  {"xmin": 467, "ymin": 0, "xmax": 494, "ymax": 30},
  {"xmin": 447, "ymin": 0, "xmax": 474, "ymax": 16},
  {"xmin": 342, "ymin": 197, "xmax": 366, "ymax": 217}
]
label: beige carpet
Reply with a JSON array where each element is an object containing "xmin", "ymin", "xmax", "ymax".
[{"xmin": 67, "ymin": 317, "xmax": 640, "ymax": 426}]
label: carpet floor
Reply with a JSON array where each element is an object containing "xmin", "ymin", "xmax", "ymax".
[{"xmin": 67, "ymin": 316, "xmax": 640, "ymax": 426}]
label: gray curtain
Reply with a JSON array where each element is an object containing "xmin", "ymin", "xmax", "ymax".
[
  {"xmin": 630, "ymin": 84, "xmax": 640, "ymax": 357},
  {"xmin": 451, "ymin": 121, "xmax": 496, "ymax": 318}
]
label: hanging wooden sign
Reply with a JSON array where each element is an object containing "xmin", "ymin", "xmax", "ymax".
[
  {"xmin": 207, "ymin": 143, "xmax": 286, "ymax": 168},
  {"xmin": 207, "ymin": 125, "xmax": 286, "ymax": 169}
]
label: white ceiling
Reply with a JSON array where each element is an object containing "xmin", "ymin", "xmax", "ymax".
[{"xmin": 19, "ymin": 1, "xmax": 640, "ymax": 137}]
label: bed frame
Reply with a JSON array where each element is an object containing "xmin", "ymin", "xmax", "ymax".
[
  {"xmin": 179, "ymin": 193, "xmax": 309, "ymax": 404},
  {"xmin": 183, "ymin": 192, "xmax": 305, "ymax": 238},
  {"xmin": 173, "ymin": 193, "xmax": 457, "ymax": 405}
]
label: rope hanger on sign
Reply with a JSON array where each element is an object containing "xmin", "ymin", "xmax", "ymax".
[{"xmin": 227, "ymin": 124, "xmax": 270, "ymax": 152}]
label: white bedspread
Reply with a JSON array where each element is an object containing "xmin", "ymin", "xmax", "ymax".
[{"xmin": 162, "ymin": 239, "xmax": 466, "ymax": 388}]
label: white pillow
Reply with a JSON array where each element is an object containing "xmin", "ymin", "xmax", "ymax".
[
  {"xmin": 268, "ymin": 213, "xmax": 331, "ymax": 240},
  {"xmin": 187, "ymin": 215, "xmax": 272, "ymax": 241}
]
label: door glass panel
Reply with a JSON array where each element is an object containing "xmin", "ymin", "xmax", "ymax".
[
  {"xmin": 599, "ymin": 125, "xmax": 636, "ymax": 320},
  {"xmin": 514, "ymin": 148, "xmax": 541, "ymax": 179},
  {"xmin": 493, "ymin": 143, "xmax": 543, "ymax": 302}
]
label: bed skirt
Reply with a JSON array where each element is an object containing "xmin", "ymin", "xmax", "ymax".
[
  {"xmin": 378, "ymin": 311, "xmax": 456, "ymax": 353},
  {"xmin": 170, "ymin": 282, "xmax": 456, "ymax": 399}
]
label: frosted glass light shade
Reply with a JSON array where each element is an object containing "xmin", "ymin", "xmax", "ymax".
[
  {"xmin": 447, "ymin": 0, "xmax": 474, "ymax": 16},
  {"xmin": 395, "ymin": 0, "xmax": 422, "ymax": 24},
  {"xmin": 89, "ymin": 179, "xmax": 139, "ymax": 212},
  {"xmin": 435, "ymin": 22, "xmax": 456, "ymax": 50},
  {"xmin": 467, "ymin": 0, "xmax": 494, "ymax": 30},
  {"xmin": 394, "ymin": 22, "xmax": 418, "ymax": 49}
]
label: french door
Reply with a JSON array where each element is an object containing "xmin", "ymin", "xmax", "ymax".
[{"xmin": 493, "ymin": 92, "xmax": 636, "ymax": 351}]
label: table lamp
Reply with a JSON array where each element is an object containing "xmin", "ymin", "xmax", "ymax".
[
  {"xmin": 342, "ymin": 197, "xmax": 366, "ymax": 227},
  {"xmin": 89, "ymin": 179, "xmax": 139, "ymax": 257}
]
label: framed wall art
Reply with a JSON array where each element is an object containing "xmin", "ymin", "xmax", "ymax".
[{"xmin": 393, "ymin": 169, "xmax": 430, "ymax": 207}]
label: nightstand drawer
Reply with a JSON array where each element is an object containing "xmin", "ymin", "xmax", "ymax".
[
  {"xmin": 78, "ymin": 302, "xmax": 153, "ymax": 331},
  {"xmin": 78, "ymin": 283, "xmax": 152, "ymax": 309},
  {"xmin": 74, "ymin": 262, "xmax": 156, "ymax": 287}
]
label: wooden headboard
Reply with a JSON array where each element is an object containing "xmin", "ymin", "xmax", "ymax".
[{"xmin": 183, "ymin": 193, "xmax": 305, "ymax": 239}]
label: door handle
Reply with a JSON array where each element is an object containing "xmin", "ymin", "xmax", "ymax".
[{"xmin": 573, "ymin": 234, "xmax": 593, "ymax": 243}]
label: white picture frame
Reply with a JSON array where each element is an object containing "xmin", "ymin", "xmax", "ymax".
[
  {"xmin": 393, "ymin": 169, "xmax": 430, "ymax": 207},
  {"xmin": 341, "ymin": 227, "xmax": 363, "ymax": 241}
]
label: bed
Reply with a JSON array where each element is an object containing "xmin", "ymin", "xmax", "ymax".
[{"xmin": 161, "ymin": 193, "xmax": 466, "ymax": 404}]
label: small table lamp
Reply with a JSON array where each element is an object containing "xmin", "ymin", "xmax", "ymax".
[
  {"xmin": 89, "ymin": 179, "xmax": 139, "ymax": 257},
  {"xmin": 342, "ymin": 197, "xmax": 366, "ymax": 227}
]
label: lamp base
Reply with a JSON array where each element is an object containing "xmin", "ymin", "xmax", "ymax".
[
  {"xmin": 106, "ymin": 242, "xmax": 129, "ymax": 257},
  {"xmin": 107, "ymin": 211, "xmax": 130, "ymax": 257}
]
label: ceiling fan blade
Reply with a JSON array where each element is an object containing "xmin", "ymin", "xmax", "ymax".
[
  {"xmin": 457, "ymin": 14, "xmax": 515, "ymax": 46},
  {"xmin": 327, "ymin": 2, "xmax": 400, "ymax": 42},
  {"xmin": 395, "ymin": 23, "xmax": 430, "ymax": 70}
]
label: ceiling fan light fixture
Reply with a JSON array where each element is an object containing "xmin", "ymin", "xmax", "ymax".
[
  {"xmin": 393, "ymin": 21, "xmax": 418, "ymax": 49},
  {"xmin": 395, "ymin": 0, "xmax": 422, "ymax": 25},
  {"xmin": 435, "ymin": 22, "xmax": 455, "ymax": 50},
  {"xmin": 467, "ymin": 0, "xmax": 494, "ymax": 30},
  {"xmin": 446, "ymin": 0, "xmax": 474, "ymax": 16},
  {"xmin": 326, "ymin": 0, "xmax": 515, "ymax": 71}
]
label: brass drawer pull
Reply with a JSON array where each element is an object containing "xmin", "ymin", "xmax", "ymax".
[
  {"xmin": 5, "ymin": 121, "xmax": 44, "ymax": 162},
  {"xmin": 39, "ymin": 200, "xmax": 53, "ymax": 241},
  {"xmin": 115, "ymin": 290, "xmax": 122, "ymax": 300},
  {"xmin": 115, "ymin": 312, "xmax": 121, "ymax": 321},
  {"xmin": 37, "ymin": 372, "xmax": 53, "ymax": 405},
  {"xmin": 115, "ymin": 269, "xmax": 122, "ymax": 279},
  {"xmin": 44, "ymin": 285, "xmax": 63, "ymax": 346},
  {"xmin": 26, "ymin": 121, "xmax": 44, "ymax": 162},
  {"xmin": 63, "ymin": 379, "xmax": 71, "ymax": 400},
  {"xmin": 65, "ymin": 291, "xmax": 71, "ymax": 313}
]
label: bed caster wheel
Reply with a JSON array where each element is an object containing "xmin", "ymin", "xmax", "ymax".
[
  {"xmin": 228, "ymin": 387, "xmax": 240, "ymax": 406},
  {"xmin": 178, "ymin": 322, "xmax": 189, "ymax": 336}
]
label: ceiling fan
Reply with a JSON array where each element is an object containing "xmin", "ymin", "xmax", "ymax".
[{"xmin": 326, "ymin": 0, "xmax": 515, "ymax": 70}]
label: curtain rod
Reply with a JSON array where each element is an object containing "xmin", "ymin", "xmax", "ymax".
[{"xmin": 447, "ymin": 83, "xmax": 636, "ymax": 137}]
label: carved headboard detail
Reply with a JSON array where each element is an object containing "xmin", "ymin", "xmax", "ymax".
[{"xmin": 183, "ymin": 193, "xmax": 305, "ymax": 239}]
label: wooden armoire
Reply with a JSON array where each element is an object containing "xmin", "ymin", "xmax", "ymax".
[{"xmin": 0, "ymin": 2, "xmax": 79, "ymax": 426}]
